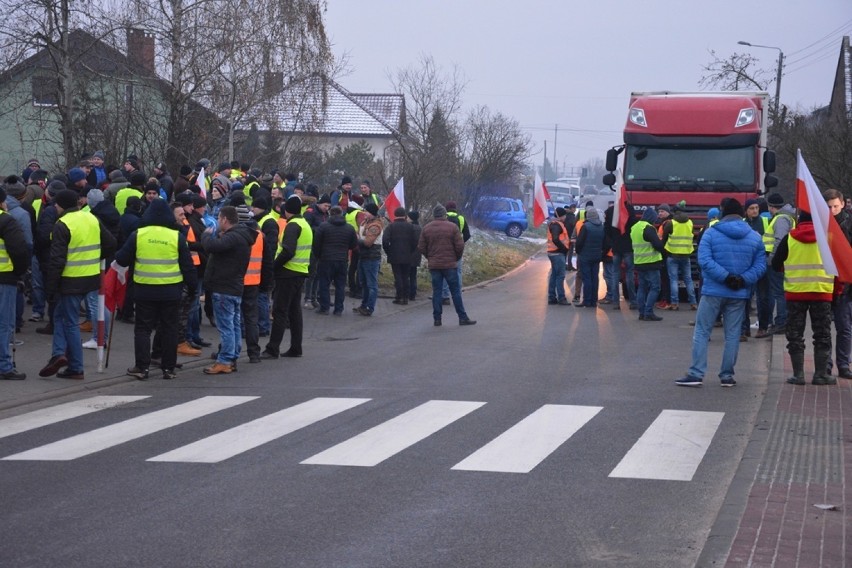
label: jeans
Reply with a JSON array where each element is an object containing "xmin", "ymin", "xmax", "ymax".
[
  {"xmin": 358, "ymin": 257, "xmax": 380, "ymax": 313},
  {"xmin": 768, "ymin": 268, "xmax": 787, "ymax": 327},
  {"xmin": 257, "ymin": 287, "xmax": 271, "ymax": 335},
  {"xmin": 53, "ymin": 294, "xmax": 85, "ymax": 372},
  {"xmin": 442, "ymin": 258, "xmax": 464, "ymax": 299},
  {"xmin": 636, "ymin": 269, "xmax": 661, "ymax": 317},
  {"xmin": 547, "ymin": 254, "xmax": 567, "ymax": 301},
  {"xmin": 30, "ymin": 256, "xmax": 46, "ymax": 317},
  {"xmin": 610, "ymin": 251, "xmax": 636, "ymax": 305},
  {"xmin": 687, "ymin": 295, "xmax": 746, "ymax": 380},
  {"xmin": 212, "ymin": 292, "xmax": 242, "ymax": 364},
  {"xmin": 318, "ymin": 260, "xmax": 348, "ymax": 313},
  {"xmin": 135, "ymin": 299, "xmax": 180, "ymax": 371},
  {"xmin": 431, "ymin": 268, "xmax": 469, "ymax": 321},
  {"xmin": 579, "ymin": 259, "xmax": 600, "ymax": 306},
  {"xmin": 266, "ymin": 277, "xmax": 304, "ymax": 356},
  {"xmin": 0, "ymin": 284, "xmax": 17, "ymax": 372},
  {"xmin": 666, "ymin": 256, "xmax": 697, "ymax": 306},
  {"xmin": 85, "ymin": 288, "xmax": 111, "ymax": 342},
  {"xmin": 833, "ymin": 293, "xmax": 852, "ymax": 370},
  {"xmin": 602, "ymin": 260, "xmax": 615, "ymax": 302}
]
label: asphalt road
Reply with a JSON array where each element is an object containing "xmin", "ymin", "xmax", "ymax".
[{"xmin": 0, "ymin": 256, "xmax": 771, "ymax": 567}]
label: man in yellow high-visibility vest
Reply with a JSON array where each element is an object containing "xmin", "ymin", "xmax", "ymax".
[{"xmin": 0, "ymin": 186, "xmax": 31, "ymax": 380}]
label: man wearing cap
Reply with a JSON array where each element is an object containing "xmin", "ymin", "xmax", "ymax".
[
  {"xmin": 546, "ymin": 207, "xmax": 571, "ymax": 305},
  {"xmin": 354, "ymin": 202, "xmax": 384, "ymax": 316},
  {"xmin": 262, "ymin": 195, "xmax": 313, "ymax": 358},
  {"xmin": 331, "ymin": 176, "xmax": 352, "ymax": 209},
  {"xmin": 765, "ymin": 193, "xmax": 797, "ymax": 335},
  {"xmin": 201, "ymin": 205, "xmax": 255, "ymax": 374},
  {"xmin": 382, "ymin": 206, "xmax": 417, "ymax": 305},
  {"xmin": 418, "ymin": 204, "xmax": 476, "ymax": 326},
  {"xmin": 39, "ymin": 189, "xmax": 116, "ymax": 380},
  {"xmin": 676, "ymin": 198, "xmax": 765, "ymax": 387},
  {"xmin": 0, "ymin": 185, "xmax": 30, "ymax": 379}
]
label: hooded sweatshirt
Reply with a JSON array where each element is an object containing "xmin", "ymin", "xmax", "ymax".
[
  {"xmin": 698, "ymin": 215, "xmax": 766, "ymax": 299},
  {"xmin": 633, "ymin": 208, "xmax": 666, "ymax": 271},
  {"xmin": 661, "ymin": 209, "xmax": 694, "ymax": 258},
  {"xmin": 771, "ymin": 221, "xmax": 834, "ymax": 302}
]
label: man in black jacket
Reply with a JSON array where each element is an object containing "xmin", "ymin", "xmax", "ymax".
[
  {"xmin": 382, "ymin": 207, "xmax": 418, "ymax": 304},
  {"xmin": 201, "ymin": 205, "xmax": 254, "ymax": 374},
  {"xmin": 313, "ymin": 205, "xmax": 357, "ymax": 315},
  {"xmin": 0, "ymin": 187, "xmax": 31, "ymax": 380}
]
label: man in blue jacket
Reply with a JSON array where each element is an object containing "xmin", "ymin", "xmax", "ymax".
[{"xmin": 676, "ymin": 198, "xmax": 766, "ymax": 387}]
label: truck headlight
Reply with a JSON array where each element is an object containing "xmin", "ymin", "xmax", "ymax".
[
  {"xmin": 735, "ymin": 108, "xmax": 755, "ymax": 127},
  {"xmin": 629, "ymin": 108, "xmax": 647, "ymax": 127}
]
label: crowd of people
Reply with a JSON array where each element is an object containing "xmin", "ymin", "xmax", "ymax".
[
  {"xmin": 546, "ymin": 190, "xmax": 852, "ymax": 387},
  {"xmin": 0, "ymin": 154, "xmax": 476, "ymax": 382}
]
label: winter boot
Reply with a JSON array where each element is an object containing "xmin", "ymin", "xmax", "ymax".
[
  {"xmin": 786, "ymin": 352, "xmax": 806, "ymax": 385},
  {"xmin": 812, "ymin": 348, "xmax": 837, "ymax": 385}
]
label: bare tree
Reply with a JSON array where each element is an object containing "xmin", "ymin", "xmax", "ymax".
[{"xmin": 699, "ymin": 50, "xmax": 772, "ymax": 92}]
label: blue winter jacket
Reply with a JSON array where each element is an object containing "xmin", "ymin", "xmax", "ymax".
[{"xmin": 698, "ymin": 215, "xmax": 766, "ymax": 299}]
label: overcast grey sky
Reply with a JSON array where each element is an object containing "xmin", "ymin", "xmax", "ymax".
[{"xmin": 325, "ymin": 0, "xmax": 851, "ymax": 174}]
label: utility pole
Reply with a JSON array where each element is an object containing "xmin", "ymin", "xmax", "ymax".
[
  {"xmin": 553, "ymin": 124, "xmax": 558, "ymax": 178},
  {"xmin": 543, "ymin": 140, "xmax": 547, "ymax": 179}
]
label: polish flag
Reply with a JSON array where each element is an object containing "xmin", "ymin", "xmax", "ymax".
[
  {"xmin": 795, "ymin": 150, "xmax": 852, "ymax": 283},
  {"xmin": 383, "ymin": 177, "xmax": 404, "ymax": 219},
  {"xmin": 196, "ymin": 167, "xmax": 208, "ymax": 199},
  {"xmin": 532, "ymin": 172, "xmax": 550, "ymax": 227},
  {"xmin": 610, "ymin": 168, "xmax": 628, "ymax": 234}
]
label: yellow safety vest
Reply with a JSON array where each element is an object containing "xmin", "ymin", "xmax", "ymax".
[
  {"xmin": 0, "ymin": 210, "xmax": 11, "ymax": 273},
  {"xmin": 60, "ymin": 211, "xmax": 101, "ymax": 278},
  {"xmin": 783, "ymin": 234, "xmax": 833, "ymax": 294},
  {"xmin": 447, "ymin": 211, "xmax": 466, "ymax": 234},
  {"xmin": 763, "ymin": 213, "xmax": 796, "ymax": 253},
  {"xmin": 282, "ymin": 217, "xmax": 313, "ymax": 274},
  {"xmin": 631, "ymin": 220, "xmax": 662, "ymax": 265},
  {"xmin": 664, "ymin": 219, "xmax": 694, "ymax": 255},
  {"xmin": 115, "ymin": 187, "xmax": 143, "ymax": 215},
  {"xmin": 244, "ymin": 230, "xmax": 263, "ymax": 286},
  {"xmin": 708, "ymin": 219, "xmax": 719, "ymax": 228},
  {"xmin": 134, "ymin": 226, "xmax": 182, "ymax": 284},
  {"xmin": 32, "ymin": 198, "xmax": 43, "ymax": 219},
  {"xmin": 345, "ymin": 209, "xmax": 360, "ymax": 232}
]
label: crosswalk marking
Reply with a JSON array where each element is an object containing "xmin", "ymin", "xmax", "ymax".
[
  {"xmin": 301, "ymin": 400, "xmax": 485, "ymax": 467},
  {"xmin": 608, "ymin": 409, "xmax": 724, "ymax": 481},
  {"xmin": 452, "ymin": 404, "xmax": 603, "ymax": 473},
  {"xmin": 147, "ymin": 397, "xmax": 371, "ymax": 463},
  {"xmin": 0, "ymin": 396, "xmax": 150, "ymax": 440},
  {"xmin": 2, "ymin": 396, "xmax": 257, "ymax": 461}
]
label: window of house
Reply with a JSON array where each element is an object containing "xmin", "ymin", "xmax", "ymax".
[{"xmin": 32, "ymin": 76, "xmax": 58, "ymax": 107}]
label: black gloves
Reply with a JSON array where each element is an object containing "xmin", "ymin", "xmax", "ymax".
[{"xmin": 724, "ymin": 275, "xmax": 745, "ymax": 290}]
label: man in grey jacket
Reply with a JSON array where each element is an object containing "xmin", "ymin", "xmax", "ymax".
[{"xmin": 765, "ymin": 193, "xmax": 797, "ymax": 335}]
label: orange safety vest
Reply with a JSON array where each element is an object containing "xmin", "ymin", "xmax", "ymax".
[
  {"xmin": 182, "ymin": 218, "xmax": 201, "ymax": 266},
  {"xmin": 547, "ymin": 220, "xmax": 570, "ymax": 253},
  {"xmin": 244, "ymin": 229, "xmax": 263, "ymax": 286}
]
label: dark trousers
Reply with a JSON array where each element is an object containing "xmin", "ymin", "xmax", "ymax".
[
  {"xmin": 409, "ymin": 266, "xmax": 419, "ymax": 300},
  {"xmin": 391, "ymin": 263, "xmax": 411, "ymax": 301},
  {"xmin": 833, "ymin": 293, "xmax": 852, "ymax": 370},
  {"xmin": 579, "ymin": 259, "xmax": 600, "ymax": 307},
  {"xmin": 785, "ymin": 300, "xmax": 832, "ymax": 358},
  {"xmin": 240, "ymin": 285, "xmax": 260, "ymax": 359},
  {"xmin": 266, "ymin": 277, "xmax": 305, "ymax": 356},
  {"xmin": 317, "ymin": 260, "xmax": 347, "ymax": 313},
  {"xmin": 304, "ymin": 256, "xmax": 319, "ymax": 302},
  {"xmin": 135, "ymin": 299, "xmax": 180, "ymax": 371},
  {"xmin": 348, "ymin": 249, "xmax": 361, "ymax": 294}
]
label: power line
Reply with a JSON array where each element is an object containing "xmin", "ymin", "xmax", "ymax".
[
  {"xmin": 786, "ymin": 31, "xmax": 850, "ymax": 67},
  {"xmin": 787, "ymin": 19, "xmax": 852, "ymax": 57}
]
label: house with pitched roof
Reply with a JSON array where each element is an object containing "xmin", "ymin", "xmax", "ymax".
[{"xmin": 234, "ymin": 75, "xmax": 405, "ymax": 174}]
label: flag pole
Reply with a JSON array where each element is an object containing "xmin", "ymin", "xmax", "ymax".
[{"xmin": 96, "ymin": 260, "xmax": 105, "ymax": 373}]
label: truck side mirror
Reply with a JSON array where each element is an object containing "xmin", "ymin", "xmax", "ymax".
[
  {"xmin": 605, "ymin": 149, "xmax": 619, "ymax": 172},
  {"xmin": 763, "ymin": 150, "xmax": 776, "ymax": 173},
  {"xmin": 602, "ymin": 173, "xmax": 616, "ymax": 187},
  {"xmin": 764, "ymin": 175, "xmax": 778, "ymax": 190}
]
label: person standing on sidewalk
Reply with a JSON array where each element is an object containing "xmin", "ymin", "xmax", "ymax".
[
  {"xmin": 772, "ymin": 210, "xmax": 836, "ymax": 385},
  {"xmin": 354, "ymin": 202, "xmax": 383, "ymax": 316},
  {"xmin": 0, "ymin": 187, "xmax": 31, "ymax": 380},
  {"xmin": 824, "ymin": 189, "xmax": 852, "ymax": 379},
  {"xmin": 201, "ymin": 205, "xmax": 254, "ymax": 374},
  {"xmin": 676, "ymin": 198, "xmax": 766, "ymax": 387},
  {"xmin": 418, "ymin": 204, "xmax": 476, "ymax": 327},
  {"xmin": 546, "ymin": 207, "xmax": 571, "ymax": 306},
  {"xmin": 631, "ymin": 207, "xmax": 666, "ymax": 321},
  {"xmin": 114, "ymin": 199, "xmax": 197, "ymax": 381},
  {"xmin": 382, "ymin": 206, "xmax": 418, "ymax": 305},
  {"xmin": 40, "ymin": 189, "xmax": 116, "ymax": 380},
  {"xmin": 262, "ymin": 195, "xmax": 313, "ymax": 358},
  {"xmin": 764, "ymin": 193, "xmax": 797, "ymax": 335}
]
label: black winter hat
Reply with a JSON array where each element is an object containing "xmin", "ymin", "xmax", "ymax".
[
  {"xmin": 55, "ymin": 189, "xmax": 79, "ymax": 210},
  {"xmin": 252, "ymin": 196, "xmax": 270, "ymax": 211},
  {"xmin": 767, "ymin": 193, "xmax": 785, "ymax": 207},
  {"xmin": 284, "ymin": 195, "xmax": 302, "ymax": 214},
  {"xmin": 721, "ymin": 198, "xmax": 745, "ymax": 218}
]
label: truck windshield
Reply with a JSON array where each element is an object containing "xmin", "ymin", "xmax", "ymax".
[{"xmin": 624, "ymin": 146, "xmax": 755, "ymax": 191}]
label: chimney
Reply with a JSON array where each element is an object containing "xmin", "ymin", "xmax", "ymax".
[
  {"xmin": 264, "ymin": 72, "xmax": 284, "ymax": 96},
  {"xmin": 126, "ymin": 28, "xmax": 155, "ymax": 75}
]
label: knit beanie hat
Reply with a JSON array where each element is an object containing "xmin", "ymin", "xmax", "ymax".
[
  {"xmin": 707, "ymin": 207, "xmax": 720, "ymax": 220},
  {"xmin": 744, "ymin": 198, "xmax": 760, "ymax": 209},
  {"xmin": 87, "ymin": 188, "xmax": 105, "ymax": 209},
  {"xmin": 3, "ymin": 175, "xmax": 25, "ymax": 198},
  {"xmin": 284, "ymin": 195, "xmax": 302, "ymax": 215},
  {"xmin": 394, "ymin": 207, "xmax": 407, "ymax": 219},
  {"xmin": 235, "ymin": 204, "xmax": 253, "ymax": 224},
  {"xmin": 191, "ymin": 195, "xmax": 207, "ymax": 209},
  {"xmin": 407, "ymin": 210, "xmax": 420, "ymax": 222},
  {"xmin": 656, "ymin": 203, "xmax": 671, "ymax": 214},
  {"xmin": 130, "ymin": 172, "xmax": 147, "ymax": 187},
  {"xmin": 55, "ymin": 189, "xmax": 79, "ymax": 210},
  {"xmin": 433, "ymin": 203, "xmax": 447, "ymax": 218},
  {"xmin": 767, "ymin": 193, "xmax": 785, "ymax": 207},
  {"xmin": 555, "ymin": 207, "xmax": 566, "ymax": 217},
  {"xmin": 67, "ymin": 168, "xmax": 87, "ymax": 185},
  {"xmin": 252, "ymin": 196, "xmax": 270, "ymax": 211},
  {"xmin": 641, "ymin": 207, "xmax": 658, "ymax": 224},
  {"xmin": 109, "ymin": 170, "xmax": 126, "ymax": 183},
  {"xmin": 721, "ymin": 198, "xmax": 744, "ymax": 218}
]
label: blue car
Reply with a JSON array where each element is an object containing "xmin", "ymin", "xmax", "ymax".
[{"xmin": 474, "ymin": 196, "xmax": 529, "ymax": 238}]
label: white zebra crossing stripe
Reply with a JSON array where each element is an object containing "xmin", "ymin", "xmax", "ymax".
[
  {"xmin": 301, "ymin": 400, "xmax": 485, "ymax": 467},
  {"xmin": 2, "ymin": 396, "xmax": 257, "ymax": 461},
  {"xmin": 0, "ymin": 396, "xmax": 150, "ymax": 440},
  {"xmin": 608, "ymin": 409, "xmax": 724, "ymax": 481},
  {"xmin": 452, "ymin": 404, "xmax": 603, "ymax": 473},
  {"xmin": 147, "ymin": 397, "xmax": 371, "ymax": 463}
]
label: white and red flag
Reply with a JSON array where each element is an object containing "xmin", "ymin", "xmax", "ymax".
[
  {"xmin": 532, "ymin": 172, "xmax": 550, "ymax": 227},
  {"xmin": 795, "ymin": 149, "xmax": 852, "ymax": 283},
  {"xmin": 610, "ymin": 168, "xmax": 628, "ymax": 234},
  {"xmin": 383, "ymin": 177, "xmax": 404, "ymax": 218},
  {"xmin": 196, "ymin": 167, "xmax": 208, "ymax": 199}
]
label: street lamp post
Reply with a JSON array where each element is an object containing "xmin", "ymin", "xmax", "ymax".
[{"xmin": 737, "ymin": 40, "xmax": 784, "ymax": 122}]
